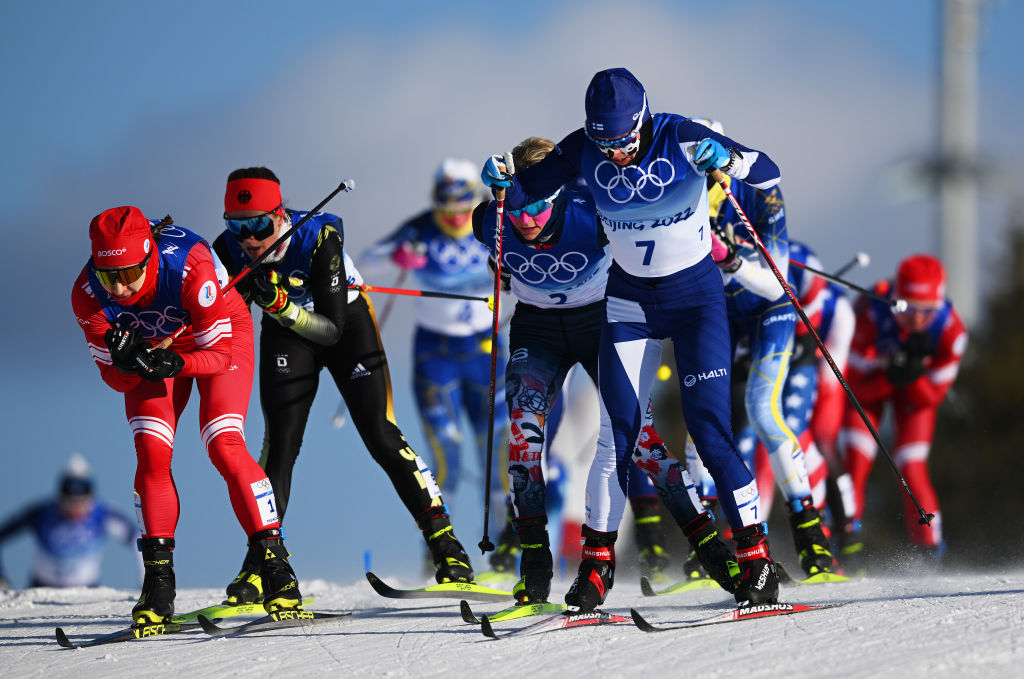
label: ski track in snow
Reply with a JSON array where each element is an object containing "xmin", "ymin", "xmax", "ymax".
[{"xmin": 2, "ymin": 570, "xmax": 1022, "ymax": 678}]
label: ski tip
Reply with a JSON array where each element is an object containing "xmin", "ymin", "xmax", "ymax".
[
  {"xmin": 639, "ymin": 576, "xmax": 657, "ymax": 597},
  {"xmin": 459, "ymin": 600, "xmax": 479, "ymax": 624},
  {"xmin": 55, "ymin": 627, "xmax": 75, "ymax": 648},
  {"xmin": 480, "ymin": 615, "xmax": 498, "ymax": 639},
  {"xmin": 197, "ymin": 614, "xmax": 221, "ymax": 635},
  {"xmin": 629, "ymin": 608, "xmax": 658, "ymax": 633}
]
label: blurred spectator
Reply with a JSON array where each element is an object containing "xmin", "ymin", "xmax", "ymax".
[{"xmin": 0, "ymin": 454, "xmax": 138, "ymax": 589}]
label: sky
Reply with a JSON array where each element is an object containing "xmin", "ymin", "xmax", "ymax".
[{"xmin": 0, "ymin": 0, "xmax": 1022, "ymax": 590}]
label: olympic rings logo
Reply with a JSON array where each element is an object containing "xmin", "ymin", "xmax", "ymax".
[
  {"xmin": 592, "ymin": 157, "xmax": 675, "ymax": 204},
  {"xmin": 429, "ymin": 240, "xmax": 487, "ymax": 273},
  {"xmin": 503, "ymin": 250, "xmax": 590, "ymax": 285},
  {"xmin": 116, "ymin": 306, "xmax": 190, "ymax": 338}
]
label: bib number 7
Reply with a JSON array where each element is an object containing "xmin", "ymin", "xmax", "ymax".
[{"xmin": 636, "ymin": 240, "xmax": 656, "ymax": 266}]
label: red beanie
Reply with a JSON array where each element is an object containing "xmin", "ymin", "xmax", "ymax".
[
  {"xmin": 89, "ymin": 206, "xmax": 154, "ymax": 268},
  {"xmin": 896, "ymin": 254, "xmax": 946, "ymax": 303},
  {"xmin": 224, "ymin": 177, "xmax": 283, "ymax": 214}
]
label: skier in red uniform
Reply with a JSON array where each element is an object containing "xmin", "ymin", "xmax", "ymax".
[
  {"xmin": 71, "ymin": 206, "xmax": 303, "ymax": 624},
  {"xmin": 838, "ymin": 254, "xmax": 967, "ymax": 565}
]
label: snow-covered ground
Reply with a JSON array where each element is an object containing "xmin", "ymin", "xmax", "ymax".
[{"xmin": 2, "ymin": 569, "xmax": 1022, "ymax": 678}]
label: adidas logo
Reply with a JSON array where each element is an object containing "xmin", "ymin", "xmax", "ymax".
[{"xmin": 350, "ymin": 363, "xmax": 371, "ymax": 379}]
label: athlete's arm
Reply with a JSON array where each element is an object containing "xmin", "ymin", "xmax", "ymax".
[
  {"xmin": 285, "ymin": 221, "xmax": 347, "ymax": 345},
  {"xmin": 676, "ymin": 120, "xmax": 781, "ymax": 189},
  {"xmin": 724, "ymin": 185, "xmax": 788, "ymax": 300},
  {"xmin": 71, "ymin": 268, "xmax": 144, "ymax": 393},
  {"xmin": 504, "ymin": 130, "xmax": 586, "ymax": 209},
  {"xmin": 177, "ymin": 246, "xmax": 234, "ymax": 377},
  {"xmin": 101, "ymin": 505, "xmax": 139, "ymax": 546},
  {"xmin": 901, "ymin": 310, "xmax": 968, "ymax": 410},
  {"xmin": 845, "ymin": 303, "xmax": 895, "ymax": 403}
]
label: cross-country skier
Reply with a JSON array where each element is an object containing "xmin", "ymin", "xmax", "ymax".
[
  {"xmin": 694, "ymin": 144, "xmax": 836, "ymax": 577},
  {"xmin": 360, "ymin": 159, "xmax": 508, "ymax": 543},
  {"xmin": 480, "ymin": 68, "xmax": 782, "ymax": 609},
  {"xmin": 71, "ymin": 206, "xmax": 303, "ymax": 624},
  {"xmin": 783, "ymin": 241, "xmax": 858, "ymax": 530},
  {"xmin": 473, "ymin": 136, "xmax": 738, "ymax": 604},
  {"xmin": 213, "ymin": 167, "xmax": 476, "ymax": 600},
  {"xmin": 0, "ymin": 454, "xmax": 138, "ymax": 589},
  {"xmin": 838, "ymin": 254, "xmax": 966, "ymax": 565}
]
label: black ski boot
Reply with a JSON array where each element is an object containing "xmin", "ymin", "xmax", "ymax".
[
  {"xmin": 132, "ymin": 537, "xmax": 175, "ymax": 624},
  {"xmin": 632, "ymin": 497, "xmax": 670, "ymax": 581},
  {"xmin": 489, "ymin": 519, "xmax": 521, "ymax": 575},
  {"xmin": 565, "ymin": 526, "xmax": 616, "ymax": 612},
  {"xmin": 420, "ymin": 509, "xmax": 474, "ymax": 584},
  {"xmin": 733, "ymin": 524, "xmax": 779, "ymax": 606},
  {"xmin": 249, "ymin": 528, "xmax": 303, "ymax": 613},
  {"xmin": 224, "ymin": 544, "xmax": 263, "ymax": 605},
  {"xmin": 789, "ymin": 497, "xmax": 834, "ymax": 576},
  {"xmin": 682, "ymin": 512, "xmax": 739, "ymax": 592},
  {"xmin": 512, "ymin": 518, "xmax": 552, "ymax": 604}
]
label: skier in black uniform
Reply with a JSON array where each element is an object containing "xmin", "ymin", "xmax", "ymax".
[{"xmin": 213, "ymin": 167, "xmax": 476, "ymax": 603}]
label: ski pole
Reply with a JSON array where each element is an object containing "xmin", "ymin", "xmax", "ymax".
[
  {"xmin": 331, "ymin": 269, "xmax": 409, "ymax": 430},
  {"xmin": 349, "ymin": 284, "xmax": 492, "ymax": 304},
  {"xmin": 479, "ymin": 151, "xmax": 515, "ymax": 554},
  {"xmin": 789, "ymin": 258, "xmax": 907, "ymax": 311},
  {"xmin": 709, "ymin": 168, "xmax": 933, "ymax": 526},
  {"xmin": 833, "ymin": 251, "xmax": 870, "ymax": 278},
  {"xmin": 155, "ymin": 178, "xmax": 356, "ymax": 349},
  {"xmin": 735, "ymin": 239, "xmax": 906, "ymax": 312}
]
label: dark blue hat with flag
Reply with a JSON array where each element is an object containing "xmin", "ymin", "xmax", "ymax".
[{"xmin": 584, "ymin": 68, "xmax": 650, "ymax": 140}]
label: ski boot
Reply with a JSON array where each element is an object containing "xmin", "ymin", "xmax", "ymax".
[
  {"xmin": 837, "ymin": 519, "xmax": 866, "ymax": 576},
  {"xmin": 489, "ymin": 519, "xmax": 521, "ymax": 575},
  {"xmin": 224, "ymin": 544, "xmax": 263, "ymax": 605},
  {"xmin": 632, "ymin": 497, "xmax": 670, "ymax": 582},
  {"xmin": 733, "ymin": 524, "xmax": 779, "ymax": 606},
  {"xmin": 565, "ymin": 526, "xmax": 616, "ymax": 612},
  {"xmin": 789, "ymin": 497, "xmax": 835, "ymax": 576},
  {"xmin": 132, "ymin": 537, "xmax": 176, "ymax": 624},
  {"xmin": 512, "ymin": 518, "xmax": 552, "ymax": 604},
  {"xmin": 681, "ymin": 512, "xmax": 739, "ymax": 592},
  {"xmin": 249, "ymin": 528, "xmax": 303, "ymax": 613},
  {"xmin": 420, "ymin": 509, "xmax": 474, "ymax": 584}
]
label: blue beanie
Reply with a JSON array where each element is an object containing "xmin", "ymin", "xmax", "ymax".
[{"xmin": 584, "ymin": 68, "xmax": 650, "ymax": 139}]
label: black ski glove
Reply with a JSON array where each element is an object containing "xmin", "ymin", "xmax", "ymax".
[
  {"xmin": 887, "ymin": 332, "xmax": 933, "ymax": 387},
  {"xmin": 136, "ymin": 348, "xmax": 185, "ymax": 382},
  {"xmin": 104, "ymin": 326, "xmax": 144, "ymax": 374}
]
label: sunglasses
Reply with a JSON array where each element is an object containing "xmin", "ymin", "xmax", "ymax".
[
  {"xmin": 224, "ymin": 204, "xmax": 282, "ymax": 241},
  {"xmin": 507, "ymin": 193, "xmax": 558, "ymax": 218},
  {"xmin": 93, "ymin": 250, "xmax": 152, "ymax": 288},
  {"xmin": 898, "ymin": 300, "xmax": 943, "ymax": 315}
]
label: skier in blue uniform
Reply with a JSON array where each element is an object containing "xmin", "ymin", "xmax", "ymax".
[
  {"xmin": 0, "ymin": 455, "xmax": 138, "ymax": 589},
  {"xmin": 473, "ymin": 136, "xmax": 738, "ymax": 603},
  {"xmin": 481, "ymin": 69, "xmax": 782, "ymax": 609},
  {"xmin": 361, "ymin": 159, "xmax": 507, "ymax": 542},
  {"xmin": 698, "ymin": 122, "xmax": 835, "ymax": 577}
]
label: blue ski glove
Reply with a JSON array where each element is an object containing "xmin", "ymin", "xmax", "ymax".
[
  {"xmin": 694, "ymin": 138, "xmax": 732, "ymax": 173},
  {"xmin": 481, "ymin": 154, "xmax": 513, "ymax": 189}
]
